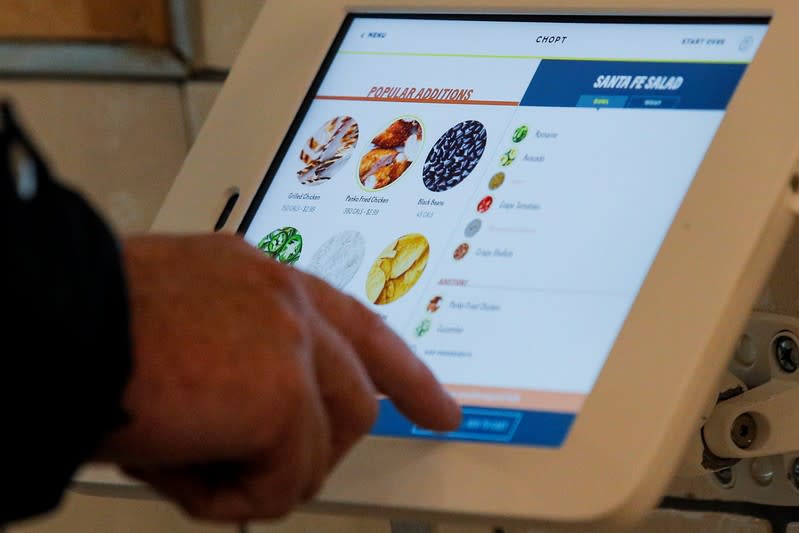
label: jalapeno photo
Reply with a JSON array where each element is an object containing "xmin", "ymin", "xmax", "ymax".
[{"xmin": 258, "ymin": 227, "xmax": 303, "ymax": 265}]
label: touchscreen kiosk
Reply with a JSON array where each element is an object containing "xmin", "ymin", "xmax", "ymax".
[
  {"xmin": 154, "ymin": 0, "xmax": 799, "ymax": 528},
  {"xmin": 238, "ymin": 14, "xmax": 767, "ymax": 450}
]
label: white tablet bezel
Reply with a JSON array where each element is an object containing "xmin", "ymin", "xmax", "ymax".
[{"xmin": 153, "ymin": 1, "xmax": 799, "ymax": 528}]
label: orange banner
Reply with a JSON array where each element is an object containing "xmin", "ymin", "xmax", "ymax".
[{"xmin": 444, "ymin": 384, "xmax": 586, "ymax": 413}]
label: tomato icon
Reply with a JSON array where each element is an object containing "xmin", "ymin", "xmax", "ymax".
[{"xmin": 477, "ymin": 195, "xmax": 494, "ymax": 213}]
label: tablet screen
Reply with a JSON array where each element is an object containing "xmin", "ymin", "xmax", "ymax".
[{"xmin": 239, "ymin": 14, "xmax": 769, "ymax": 448}]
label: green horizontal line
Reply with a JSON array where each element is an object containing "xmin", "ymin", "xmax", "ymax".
[{"xmin": 339, "ymin": 50, "xmax": 748, "ymax": 64}]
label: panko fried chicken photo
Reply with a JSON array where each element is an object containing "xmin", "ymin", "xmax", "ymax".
[
  {"xmin": 358, "ymin": 117, "xmax": 423, "ymax": 191},
  {"xmin": 371, "ymin": 119, "xmax": 419, "ymax": 148}
]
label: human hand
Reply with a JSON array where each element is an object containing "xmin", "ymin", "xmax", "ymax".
[{"xmin": 96, "ymin": 233, "xmax": 461, "ymax": 522}]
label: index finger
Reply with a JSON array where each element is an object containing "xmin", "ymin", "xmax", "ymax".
[{"xmin": 298, "ymin": 272, "xmax": 461, "ymax": 432}]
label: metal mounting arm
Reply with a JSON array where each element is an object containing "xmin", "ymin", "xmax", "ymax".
[{"xmin": 703, "ymin": 379, "xmax": 799, "ymax": 460}]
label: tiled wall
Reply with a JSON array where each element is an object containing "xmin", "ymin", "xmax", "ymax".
[
  {"xmin": 0, "ymin": 80, "xmax": 186, "ymax": 234},
  {"xmin": 5, "ymin": 2, "xmax": 798, "ymax": 532}
]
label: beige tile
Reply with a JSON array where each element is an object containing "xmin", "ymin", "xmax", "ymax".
[
  {"xmin": 254, "ymin": 511, "xmax": 769, "ymax": 533},
  {"xmin": 0, "ymin": 80, "xmax": 187, "ymax": 233},
  {"xmin": 191, "ymin": 0, "xmax": 266, "ymax": 71},
  {"xmin": 627, "ymin": 510, "xmax": 771, "ymax": 533},
  {"xmin": 787, "ymin": 524, "xmax": 799, "ymax": 532},
  {"xmin": 496, "ymin": 509, "xmax": 771, "ymax": 533},
  {"xmin": 0, "ymin": 0, "xmax": 171, "ymax": 46},
  {"xmin": 434, "ymin": 522, "xmax": 494, "ymax": 533},
  {"xmin": 754, "ymin": 220, "xmax": 799, "ymax": 316},
  {"xmin": 8, "ymin": 492, "xmax": 233, "ymax": 533},
  {"xmin": 184, "ymin": 80, "xmax": 223, "ymax": 143},
  {"xmin": 249, "ymin": 512, "xmax": 391, "ymax": 533}
]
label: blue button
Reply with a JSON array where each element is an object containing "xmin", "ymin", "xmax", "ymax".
[
  {"xmin": 627, "ymin": 96, "xmax": 681, "ymax": 109},
  {"xmin": 412, "ymin": 408, "xmax": 522, "ymax": 442},
  {"xmin": 577, "ymin": 94, "xmax": 629, "ymax": 108}
]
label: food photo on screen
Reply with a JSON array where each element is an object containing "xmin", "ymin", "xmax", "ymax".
[{"xmin": 358, "ymin": 116, "xmax": 423, "ymax": 191}]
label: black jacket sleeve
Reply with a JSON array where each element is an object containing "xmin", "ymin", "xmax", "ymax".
[{"xmin": 1, "ymin": 103, "xmax": 132, "ymax": 525}]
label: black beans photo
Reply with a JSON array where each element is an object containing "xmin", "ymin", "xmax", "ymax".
[{"xmin": 423, "ymin": 120, "xmax": 487, "ymax": 192}]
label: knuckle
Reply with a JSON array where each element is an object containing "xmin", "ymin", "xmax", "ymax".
[
  {"xmin": 328, "ymin": 373, "xmax": 379, "ymax": 441},
  {"xmin": 275, "ymin": 310, "xmax": 309, "ymax": 346},
  {"xmin": 261, "ymin": 473, "xmax": 305, "ymax": 519},
  {"xmin": 353, "ymin": 298, "xmax": 381, "ymax": 330},
  {"xmin": 273, "ymin": 361, "xmax": 311, "ymax": 414},
  {"xmin": 177, "ymin": 496, "xmax": 216, "ymax": 521},
  {"xmin": 217, "ymin": 231, "xmax": 245, "ymax": 247},
  {"xmin": 303, "ymin": 472, "xmax": 326, "ymax": 504},
  {"xmin": 360, "ymin": 396, "xmax": 380, "ymax": 430},
  {"xmin": 263, "ymin": 495, "xmax": 297, "ymax": 519},
  {"xmin": 265, "ymin": 304, "xmax": 313, "ymax": 361},
  {"xmin": 349, "ymin": 394, "xmax": 379, "ymax": 436},
  {"xmin": 271, "ymin": 263, "xmax": 305, "ymax": 296},
  {"xmin": 249, "ymin": 254, "xmax": 306, "ymax": 299}
]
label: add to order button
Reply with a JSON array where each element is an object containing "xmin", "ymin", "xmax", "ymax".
[
  {"xmin": 412, "ymin": 408, "xmax": 522, "ymax": 442},
  {"xmin": 577, "ymin": 94, "xmax": 628, "ymax": 108}
]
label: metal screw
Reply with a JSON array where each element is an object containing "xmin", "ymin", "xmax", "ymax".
[
  {"xmin": 714, "ymin": 467, "xmax": 735, "ymax": 488},
  {"xmin": 750, "ymin": 457, "xmax": 775, "ymax": 486},
  {"xmin": 734, "ymin": 334, "xmax": 757, "ymax": 367},
  {"xmin": 773, "ymin": 334, "xmax": 799, "ymax": 373},
  {"xmin": 731, "ymin": 413, "xmax": 757, "ymax": 450}
]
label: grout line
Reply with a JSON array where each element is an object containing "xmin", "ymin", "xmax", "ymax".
[
  {"xmin": 168, "ymin": 0, "xmax": 196, "ymax": 63},
  {"xmin": 0, "ymin": 42, "xmax": 187, "ymax": 80},
  {"xmin": 178, "ymin": 81, "xmax": 196, "ymax": 149},
  {"xmin": 0, "ymin": 72, "xmax": 183, "ymax": 84},
  {"xmin": 0, "ymin": 69, "xmax": 227, "ymax": 85},
  {"xmin": 660, "ymin": 496, "xmax": 799, "ymax": 532},
  {"xmin": 187, "ymin": 69, "xmax": 229, "ymax": 82}
]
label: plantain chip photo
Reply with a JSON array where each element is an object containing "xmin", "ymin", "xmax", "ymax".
[{"xmin": 365, "ymin": 233, "xmax": 430, "ymax": 305}]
